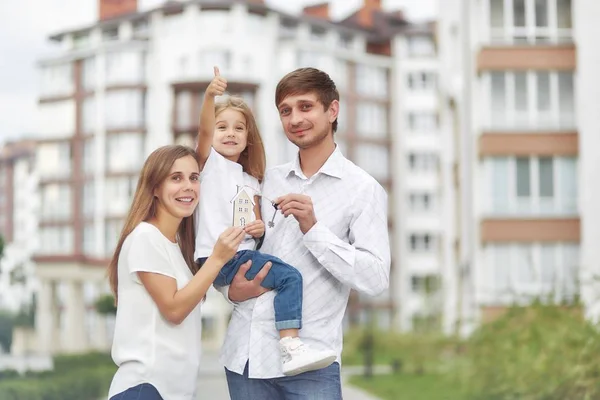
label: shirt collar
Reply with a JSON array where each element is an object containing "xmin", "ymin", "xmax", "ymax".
[{"xmin": 287, "ymin": 145, "xmax": 345, "ymax": 180}]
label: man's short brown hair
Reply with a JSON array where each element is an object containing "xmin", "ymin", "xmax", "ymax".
[{"xmin": 275, "ymin": 67, "xmax": 340, "ymax": 133}]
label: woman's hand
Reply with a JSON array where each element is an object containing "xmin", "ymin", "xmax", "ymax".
[
  {"xmin": 244, "ymin": 220, "xmax": 265, "ymax": 238},
  {"xmin": 211, "ymin": 227, "xmax": 245, "ymax": 264}
]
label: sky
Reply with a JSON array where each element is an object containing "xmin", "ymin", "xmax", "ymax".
[{"xmin": 0, "ymin": 0, "xmax": 436, "ymax": 145}]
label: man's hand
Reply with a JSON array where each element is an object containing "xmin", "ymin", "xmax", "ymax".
[
  {"xmin": 244, "ymin": 220, "xmax": 265, "ymax": 238},
  {"xmin": 228, "ymin": 260, "xmax": 273, "ymax": 302},
  {"xmin": 275, "ymin": 194, "xmax": 317, "ymax": 234},
  {"xmin": 206, "ymin": 66, "xmax": 227, "ymax": 98}
]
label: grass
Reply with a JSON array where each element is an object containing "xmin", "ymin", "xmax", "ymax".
[{"xmin": 350, "ymin": 373, "xmax": 468, "ymax": 400}]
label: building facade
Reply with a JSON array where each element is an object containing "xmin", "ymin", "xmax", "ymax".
[{"xmin": 437, "ymin": 0, "xmax": 594, "ymax": 333}]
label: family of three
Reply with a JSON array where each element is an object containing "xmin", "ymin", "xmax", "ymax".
[{"xmin": 106, "ymin": 67, "xmax": 391, "ymax": 400}]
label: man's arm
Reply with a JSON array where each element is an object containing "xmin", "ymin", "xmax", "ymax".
[
  {"xmin": 277, "ymin": 183, "xmax": 390, "ymax": 296},
  {"xmin": 215, "ymin": 260, "xmax": 273, "ymax": 303}
]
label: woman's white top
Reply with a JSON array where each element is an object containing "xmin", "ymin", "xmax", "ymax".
[
  {"xmin": 108, "ymin": 222, "xmax": 203, "ymax": 400},
  {"xmin": 194, "ymin": 148, "xmax": 259, "ymax": 260}
]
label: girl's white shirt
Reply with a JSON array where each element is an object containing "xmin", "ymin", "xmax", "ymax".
[
  {"xmin": 194, "ymin": 148, "xmax": 259, "ymax": 261},
  {"xmin": 108, "ymin": 222, "xmax": 203, "ymax": 400}
]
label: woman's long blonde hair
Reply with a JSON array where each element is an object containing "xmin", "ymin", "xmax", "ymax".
[
  {"xmin": 108, "ymin": 145, "xmax": 199, "ymax": 301},
  {"xmin": 215, "ymin": 96, "xmax": 266, "ymax": 182}
]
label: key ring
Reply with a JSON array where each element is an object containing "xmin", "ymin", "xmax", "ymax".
[{"xmin": 238, "ymin": 185, "xmax": 279, "ymax": 228}]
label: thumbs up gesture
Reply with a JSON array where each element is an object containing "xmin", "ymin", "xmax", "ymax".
[{"xmin": 206, "ymin": 66, "xmax": 227, "ymax": 98}]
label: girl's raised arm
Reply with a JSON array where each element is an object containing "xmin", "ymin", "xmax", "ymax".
[{"xmin": 197, "ymin": 66, "xmax": 227, "ymax": 168}]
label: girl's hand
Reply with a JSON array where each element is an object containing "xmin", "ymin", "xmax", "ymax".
[
  {"xmin": 244, "ymin": 220, "xmax": 265, "ymax": 238},
  {"xmin": 206, "ymin": 66, "xmax": 227, "ymax": 98},
  {"xmin": 211, "ymin": 227, "xmax": 245, "ymax": 264}
]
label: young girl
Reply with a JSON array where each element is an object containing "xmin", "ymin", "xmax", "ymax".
[
  {"xmin": 194, "ymin": 67, "xmax": 336, "ymax": 376},
  {"xmin": 107, "ymin": 145, "xmax": 246, "ymax": 400}
]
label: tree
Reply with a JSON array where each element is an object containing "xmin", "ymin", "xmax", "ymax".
[
  {"xmin": 95, "ymin": 294, "xmax": 117, "ymax": 315},
  {"xmin": 0, "ymin": 311, "xmax": 14, "ymax": 353}
]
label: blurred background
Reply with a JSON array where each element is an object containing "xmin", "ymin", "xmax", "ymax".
[{"xmin": 1, "ymin": 0, "xmax": 598, "ymax": 399}]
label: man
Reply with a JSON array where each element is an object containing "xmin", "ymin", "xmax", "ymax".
[{"xmin": 221, "ymin": 67, "xmax": 391, "ymax": 399}]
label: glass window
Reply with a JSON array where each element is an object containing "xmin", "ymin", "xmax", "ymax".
[
  {"xmin": 106, "ymin": 51, "xmax": 145, "ymax": 85},
  {"xmin": 491, "ymin": 157, "xmax": 510, "ymax": 213},
  {"xmin": 409, "ymin": 113, "xmax": 438, "ymax": 132},
  {"xmin": 537, "ymin": 72, "xmax": 551, "ymax": 112},
  {"xmin": 514, "ymin": 245, "xmax": 534, "ymax": 286},
  {"xmin": 176, "ymin": 91, "xmax": 192, "ymax": 129},
  {"xmin": 82, "ymin": 97, "xmax": 96, "ymax": 134},
  {"xmin": 40, "ymin": 63, "xmax": 73, "ymax": 97},
  {"xmin": 557, "ymin": 157, "xmax": 577, "ymax": 213},
  {"xmin": 355, "ymin": 144, "xmax": 389, "ymax": 181},
  {"xmin": 199, "ymin": 50, "xmax": 231, "ymax": 72},
  {"xmin": 198, "ymin": 11, "xmax": 230, "ymax": 34},
  {"xmin": 83, "ymin": 138, "xmax": 95, "ymax": 174},
  {"xmin": 516, "ymin": 158, "xmax": 531, "ymax": 197},
  {"xmin": 539, "ymin": 157, "xmax": 554, "ymax": 197},
  {"xmin": 490, "ymin": 0, "xmax": 504, "ymax": 28},
  {"xmin": 492, "ymin": 245, "xmax": 511, "ymax": 294},
  {"xmin": 558, "ymin": 72, "xmax": 575, "ymax": 127},
  {"xmin": 535, "ymin": 0, "xmax": 549, "ymax": 27},
  {"xmin": 83, "ymin": 182, "xmax": 95, "ymax": 218},
  {"xmin": 490, "ymin": 72, "xmax": 506, "ymax": 127},
  {"xmin": 514, "ymin": 0, "xmax": 526, "ymax": 27},
  {"xmin": 356, "ymin": 65, "xmax": 387, "ymax": 97},
  {"xmin": 106, "ymin": 133, "xmax": 144, "ymax": 172},
  {"xmin": 356, "ymin": 102, "xmax": 387, "ymax": 138},
  {"xmin": 407, "ymin": 35, "xmax": 435, "ymax": 57},
  {"xmin": 557, "ymin": 0, "xmax": 572, "ymax": 29},
  {"xmin": 82, "ymin": 57, "xmax": 96, "ymax": 91},
  {"xmin": 540, "ymin": 244, "xmax": 555, "ymax": 287},
  {"xmin": 105, "ymin": 91, "xmax": 145, "ymax": 129}
]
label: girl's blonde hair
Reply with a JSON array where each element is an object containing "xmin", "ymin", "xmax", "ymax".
[
  {"xmin": 108, "ymin": 145, "xmax": 199, "ymax": 301},
  {"xmin": 215, "ymin": 96, "xmax": 266, "ymax": 182}
]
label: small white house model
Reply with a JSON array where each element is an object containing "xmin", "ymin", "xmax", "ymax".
[{"xmin": 230, "ymin": 186, "xmax": 256, "ymax": 227}]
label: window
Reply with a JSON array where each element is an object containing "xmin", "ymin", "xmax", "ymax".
[
  {"xmin": 409, "ymin": 192, "xmax": 436, "ymax": 212},
  {"xmin": 408, "ymin": 153, "xmax": 439, "ymax": 172},
  {"xmin": 485, "ymin": 243, "xmax": 579, "ymax": 302},
  {"xmin": 408, "ymin": 112, "xmax": 438, "ymax": 132},
  {"xmin": 39, "ymin": 226, "xmax": 73, "ymax": 254},
  {"xmin": 40, "ymin": 63, "xmax": 73, "ymax": 97},
  {"xmin": 40, "ymin": 184, "xmax": 72, "ymax": 221},
  {"xmin": 82, "ymin": 57, "xmax": 96, "ymax": 91},
  {"xmin": 339, "ymin": 33, "xmax": 353, "ymax": 49},
  {"xmin": 105, "ymin": 177, "xmax": 137, "ymax": 216},
  {"xmin": 355, "ymin": 65, "xmax": 387, "ymax": 97},
  {"xmin": 83, "ymin": 181, "xmax": 95, "ymax": 218},
  {"xmin": 198, "ymin": 50, "xmax": 231, "ymax": 73},
  {"xmin": 487, "ymin": 71, "xmax": 575, "ymax": 130},
  {"xmin": 37, "ymin": 142, "xmax": 71, "ymax": 179},
  {"xmin": 106, "ymin": 51, "xmax": 145, "ymax": 85},
  {"xmin": 106, "ymin": 133, "xmax": 144, "ymax": 172},
  {"xmin": 83, "ymin": 138, "xmax": 95, "ymax": 173},
  {"xmin": 355, "ymin": 144, "xmax": 389, "ymax": 181},
  {"xmin": 409, "ymin": 233, "xmax": 437, "ymax": 253},
  {"xmin": 102, "ymin": 28, "xmax": 119, "ymax": 42},
  {"xmin": 310, "ymin": 26, "xmax": 327, "ymax": 42},
  {"xmin": 198, "ymin": 11, "xmax": 230, "ymax": 34},
  {"xmin": 73, "ymin": 33, "xmax": 89, "ymax": 49},
  {"xmin": 176, "ymin": 91, "xmax": 192, "ymax": 129},
  {"xmin": 105, "ymin": 91, "xmax": 145, "ymax": 129},
  {"xmin": 407, "ymin": 35, "xmax": 435, "ymax": 57},
  {"xmin": 488, "ymin": 0, "xmax": 572, "ymax": 44},
  {"xmin": 279, "ymin": 19, "xmax": 297, "ymax": 39},
  {"xmin": 356, "ymin": 102, "xmax": 387, "ymax": 138},
  {"xmin": 411, "ymin": 275, "xmax": 441, "ymax": 294},
  {"xmin": 407, "ymin": 72, "xmax": 436, "ymax": 91},
  {"xmin": 297, "ymin": 51, "xmax": 321, "ymax": 69},
  {"xmin": 485, "ymin": 156, "xmax": 577, "ymax": 215},
  {"xmin": 83, "ymin": 223, "xmax": 96, "ymax": 256},
  {"xmin": 105, "ymin": 219, "xmax": 124, "ymax": 256}
]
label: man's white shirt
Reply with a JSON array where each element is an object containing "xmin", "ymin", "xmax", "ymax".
[{"xmin": 219, "ymin": 146, "xmax": 391, "ymax": 378}]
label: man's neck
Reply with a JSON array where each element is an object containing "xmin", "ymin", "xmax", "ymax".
[{"xmin": 298, "ymin": 138, "xmax": 336, "ymax": 178}]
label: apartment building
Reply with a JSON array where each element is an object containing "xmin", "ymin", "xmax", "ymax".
[
  {"xmin": 24, "ymin": 0, "xmax": 455, "ymax": 353},
  {"xmin": 0, "ymin": 141, "xmax": 38, "ymax": 316},
  {"xmin": 437, "ymin": 0, "xmax": 600, "ymax": 332}
]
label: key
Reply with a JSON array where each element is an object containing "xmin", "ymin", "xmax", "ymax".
[{"xmin": 268, "ymin": 202, "xmax": 278, "ymax": 228}]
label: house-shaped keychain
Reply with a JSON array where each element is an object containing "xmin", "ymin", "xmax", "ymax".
[{"xmin": 230, "ymin": 185, "xmax": 256, "ymax": 227}]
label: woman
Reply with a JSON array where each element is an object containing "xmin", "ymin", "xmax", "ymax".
[{"xmin": 106, "ymin": 145, "xmax": 245, "ymax": 400}]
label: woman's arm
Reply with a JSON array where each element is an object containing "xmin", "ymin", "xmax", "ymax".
[{"xmin": 138, "ymin": 227, "xmax": 244, "ymax": 325}]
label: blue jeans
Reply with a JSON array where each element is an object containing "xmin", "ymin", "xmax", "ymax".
[
  {"xmin": 206, "ymin": 250, "xmax": 303, "ymax": 330},
  {"xmin": 225, "ymin": 361, "xmax": 342, "ymax": 400},
  {"xmin": 109, "ymin": 383, "xmax": 163, "ymax": 400}
]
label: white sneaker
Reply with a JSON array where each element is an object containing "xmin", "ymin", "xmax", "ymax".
[{"xmin": 280, "ymin": 337, "xmax": 337, "ymax": 376}]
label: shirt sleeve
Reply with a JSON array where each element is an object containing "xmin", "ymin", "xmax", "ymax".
[
  {"xmin": 126, "ymin": 231, "xmax": 177, "ymax": 284},
  {"xmin": 302, "ymin": 181, "xmax": 391, "ymax": 296}
]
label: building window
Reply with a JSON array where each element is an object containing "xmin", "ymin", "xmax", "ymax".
[
  {"xmin": 488, "ymin": 0, "xmax": 572, "ymax": 44},
  {"xmin": 279, "ymin": 19, "xmax": 297, "ymax": 39},
  {"xmin": 339, "ymin": 33, "xmax": 353, "ymax": 49},
  {"xmin": 297, "ymin": 51, "xmax": 322, "ymax": 69},
  {"xmin": 40, "ymin": 63, "xmax": 73, "ymax": 97},
  {"xmin": 198, "ymin": 50, "xmax": 231, "ymax": 73},
  {"xmin": 485, "ymin": 243, "xmax": 579, "ymax": 302},
  {"xmin": 82, "ymin": 97, "xmax": 96, "ymax": 134},
  {"xmin": 407, "ymin": 35, "xmax": 435, "ymax": 57},
  {"xmin": 39, "ymin": 226, "xmax": 74, "ymax": 254},
  {"xmin": 487, "ymin": 71, "xmax": 575, "ymax": 130},
  {"xmin": 485, "ymin": 156, "xmax": 577, "ymax": 215},
  {"xmin": 102, "ymin": 28, "xmax": 119, "ymax": 42},
  {"xmin": 408, "ymin": 153, "xmax": 439, "ymax": 172},
  {"xmin": 105, "ymin": 219, "xmax": 124, "ymax": 256},
  {"xmin": 411, "ymin": 275, "xmax": 441, "ymax": 294},
  {"xmin": 198, "ymin": 11, "xmax": 231, "ymax": 34},
  {"xmin": 37, "ymin": 142, "xmax": 72, "ymax": 179},
  {"xmin": 409, "ymin": 192, "xmax": 436, "ymax": 212},
  {"xmin": 408, "ymin": 112, "xmax": 438, "ymax": 132},
  {"xmin": 40, "ymin": 184, "xmax": 72, "ymax": 221},
  {"xmin": 407, "ymin": 72, "xmax": 437, "ymax": 91},
  {"xmin": 106, "ymin": 133, "xmax": 144, "ymax": 173},
  {"xmin": 105, "ymin": 177, "xmax": 138, "ymax": 216},
  {"xmin": 409, "ymin": 233, "xmax": 437, "ymax": 253},
  {"xmin": 355, "ymin": 144, "xmax": 389, "ymax": 181},
  {"xmin": 105, "ymin": 90, "xmax": 145, "ymax": 130},
  {"xmin": 355, "ymin": 65, "xmax": 388, "ymax": 98},
  {"xmin": 106, "ymin": 51, "xmax": 145, "ymax": 85},
  {"xmin": 73, "ymin": 33, "xmax": 89, "ymax": 49},
  {"xmin": 310, "ymin": 26, "xmax": 327, "ymax": 41},
  {"xmin": 356, "ymin": 102, "xmax": 388, "ymax": 139}
]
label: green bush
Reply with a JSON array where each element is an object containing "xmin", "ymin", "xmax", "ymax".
[
  {"xmin": 95, "ymin": 294, "xmax": 117, "ymax": 315},
  {"xmin": 343, "ymin": 328, "xmax": 463, "ymax": 374},
  {"xmin": 0, "ymin": 352, "xmax": 116, "ymax": 400},
  {"xmin": 457, "ymin": 303, "xmax": 600, "ymax": 400}
]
